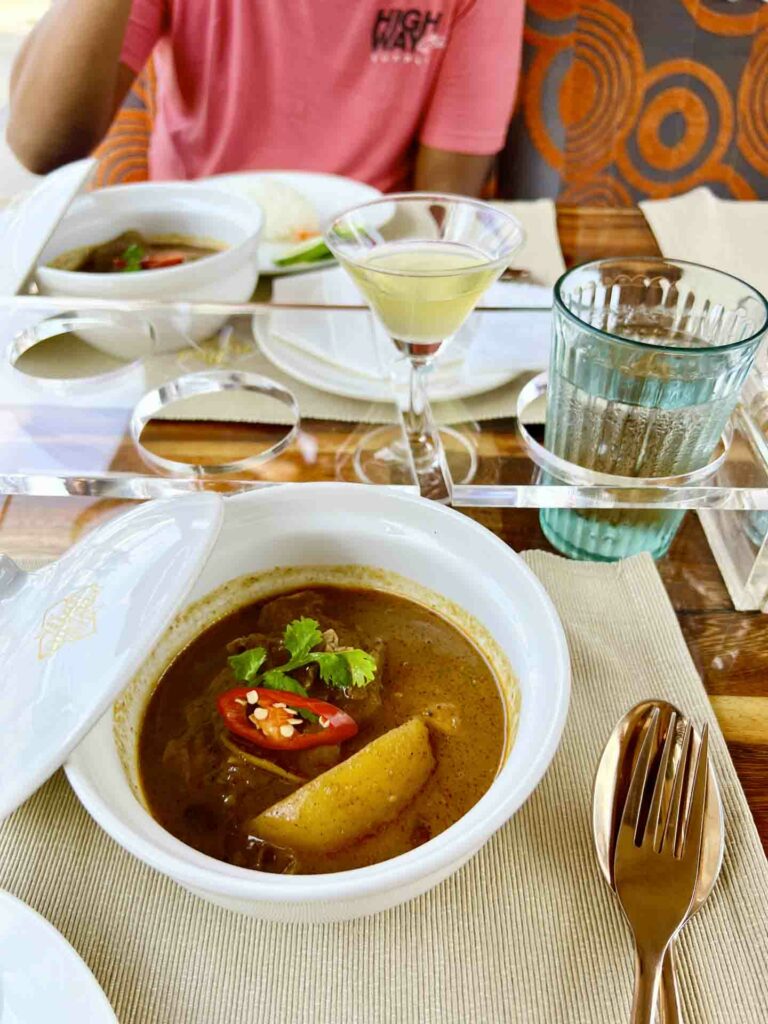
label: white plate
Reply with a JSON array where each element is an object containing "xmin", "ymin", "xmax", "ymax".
[
  {"xmin": 0, "ymin": 890, "xmax": 116, "ymax": 1023},
  {"xmin": 203, "ymin": 171, "xmax": 382, "ymax": 274},
  {"xmin": 259, "ymin": 266, "xmax": 552, "ymax": 402},
  {"xmin": 257, "ymin": 324, "xmax": 516, "ymax": 403}
]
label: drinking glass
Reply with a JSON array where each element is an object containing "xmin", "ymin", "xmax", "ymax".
[
  {"xmin": 325, "ymin": 194, "xmax": 524, "ymax": 486},
  {"xmin": 541, "ymin": 258, "xmax": 768, "ymax": 560}
]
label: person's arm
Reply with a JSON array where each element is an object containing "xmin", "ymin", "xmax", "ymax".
[
  {"xmin": 7, "ymin": 0, "xmax": 157, "ymax": 174},
  {"xmin": 413, "ymin": 145, "xmax": 494, "ymax": 198},
  {"xmin": 415, "ymin": 0, "xmax": 525, "ymax": 196}
]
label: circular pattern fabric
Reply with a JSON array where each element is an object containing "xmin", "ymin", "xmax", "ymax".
[
  {"xmin": 505, "ymin": 0, "xmax": 768, "ymax": 202},
  {"xmin": 523, "ymin": 0, "xmax": 644, "ymax": 179},
  {"xmin": 559, "ymin": 1, "xmax": 645, "ymax": 176},
  {"xmin": 737, "ymin": 28, "xmax": 768, "ymax": 177},
  {"xmin": 678, "ymin": 0, "xmax": 768, "ymax": 38},
  {"xmin": 618, "ymin": 59, "xmax": 734, "ymax": 196}
]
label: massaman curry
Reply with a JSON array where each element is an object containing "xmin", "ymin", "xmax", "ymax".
[
  {"xmin": 48, "ymin": 231, "xmax": 224, "ymax": 273},
  {"xmin": 138, "ymin": 586, "xmax": 507, "ymax": 875}
]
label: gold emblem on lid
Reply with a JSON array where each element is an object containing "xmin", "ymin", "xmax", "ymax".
[{"xmin": 38, "ymin": 584, "xmax": 100, "ymax": 660}]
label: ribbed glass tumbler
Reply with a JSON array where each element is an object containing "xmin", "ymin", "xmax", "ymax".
[{"xmin": 541, "ymin": 258, "xmax": 768, "ymax": 561}]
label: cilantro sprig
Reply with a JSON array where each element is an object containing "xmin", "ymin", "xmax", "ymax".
[
  {"xmin": 121, "ymin": 243, "xmax": 144, "ymax": 272},
  {"xmin": 227, "ymin": 616, "xmax": 377, "ymax": 697}
]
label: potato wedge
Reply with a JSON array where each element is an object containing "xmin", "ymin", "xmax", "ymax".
[{"xmin": 251, "ymin": 717, "xmax": 434, "ymax": 854}]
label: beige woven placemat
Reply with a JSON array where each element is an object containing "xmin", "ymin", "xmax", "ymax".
[{"xmin": 2, "ymin": 551, "xmax": 766, "ymax": 1023}]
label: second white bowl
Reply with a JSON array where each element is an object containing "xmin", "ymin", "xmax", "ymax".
[{"xmin": 36, "ymin": 182, "xmax": 263, "ymax": 353}]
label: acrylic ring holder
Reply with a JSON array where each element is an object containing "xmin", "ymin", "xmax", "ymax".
[
  {"xmin": 130, "ymin": 370, "xmax": 301, "ymax": 476},
  {"xmin": 516, "ymin": 372, "xmax": 733, "ymax": 493},
  {"xmin": 7, "ymin": 313, "xmax": 149, "ymax": 387}
]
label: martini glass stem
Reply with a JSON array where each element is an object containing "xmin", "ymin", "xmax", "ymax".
[
  {"xmin": 402, "ymin": 355, "xmax": 454, "ymax": 501},
  {"xmin": 406, "ymin": 358, "xmax": 432, "ymax": 448}
]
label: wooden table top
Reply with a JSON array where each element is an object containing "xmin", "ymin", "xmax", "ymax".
[{"xmin": 2, "ymin": 204, "xmax": 766, "ymax": 853}]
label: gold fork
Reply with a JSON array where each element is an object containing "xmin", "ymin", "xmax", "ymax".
[{"xmin": 613, "ymin": 709, "xmax": 710, "ymax": 1023}]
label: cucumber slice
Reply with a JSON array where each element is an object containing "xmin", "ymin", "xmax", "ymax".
[{"xmin": 273, "ymin": 238, "xmax": 334, "ymax": 267}]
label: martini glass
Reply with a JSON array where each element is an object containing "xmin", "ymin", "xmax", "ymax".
[{"xmin": 325, "ymin": 193, "xmax": 524, "ymax": 488}]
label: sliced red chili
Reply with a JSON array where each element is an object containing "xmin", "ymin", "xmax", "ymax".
[
  {"xmin": 141, "ymin": 253, "xmax": 187, "ymax": 270},
  {"xmin": 217, "ymin": 687, "xmax": 357, "ymax": 751},
  {"xmin": 111, "ymin": 254, "xmax": 185, "ymax": 271}
]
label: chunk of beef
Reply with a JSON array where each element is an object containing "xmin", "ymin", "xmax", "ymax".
[
  {"xmin": 226, "ymin": 632, "xmax": 269, "ymax": 655},
  {"xmin": 333, "ymin": 638, "xmax": 386, "ymax": 725},
  {"xmin": 256, "ymin": 591, "xmax": 326, "ymax": 634}
]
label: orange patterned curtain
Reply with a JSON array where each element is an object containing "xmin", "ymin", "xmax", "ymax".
[
  {"xmin": 499, "ymin": 0, "xmax": 768, "ymax": 203},
  {"xmin": 91, "ymin": 62, "xmax": 156, "ymax": 189}
]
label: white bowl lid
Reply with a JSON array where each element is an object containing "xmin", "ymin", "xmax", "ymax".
[
  {"xmin": 0, "ymin": 493, "xmax": 223, "ymax": 820},
  {"xmin": 0, "ymin": 158, "xmax": 96, "ymax": 296}
]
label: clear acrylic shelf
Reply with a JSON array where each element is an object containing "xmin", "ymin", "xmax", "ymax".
[{"xmin": 2, "ymin": 293, "xmax": 768, "ymax": 608}]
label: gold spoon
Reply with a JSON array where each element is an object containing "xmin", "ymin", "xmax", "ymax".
[{"xmin": 593, "ymin": 701, "xmax": 724, "ymax": 1023}]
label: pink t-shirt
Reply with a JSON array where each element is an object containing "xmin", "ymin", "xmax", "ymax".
[{"xmin": 120, "ymin": 0, "xmax": 524, "ymax": 191}]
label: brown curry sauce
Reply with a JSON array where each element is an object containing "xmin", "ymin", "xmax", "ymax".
[
  {"xmin": 49, "ymin": 231, "xmax": 222, "ymax": 273},
  {"xmin": 138, "ymin": 587, "xmax": 506, "ymax": 875}
]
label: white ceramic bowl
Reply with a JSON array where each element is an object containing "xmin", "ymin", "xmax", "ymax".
[
  {"xmin": 66, "ymin": 485, "xmax": 570, "ymax": 923},
  {"xmin": 35, "ymin": 182, "xmax": 263, "ymax": 353}
]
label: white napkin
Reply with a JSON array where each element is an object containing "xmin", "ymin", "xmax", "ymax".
[
  {"xmin": 269, "ymin": 266, "xmax": 553, "ymax": 379},
  {"xmin": 491, "ymin": 198, "xmax": 566, "ymax": 286},
  {"xmin": 641, "ymin": 187, "xmax": 768, "ymax": 298}
]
